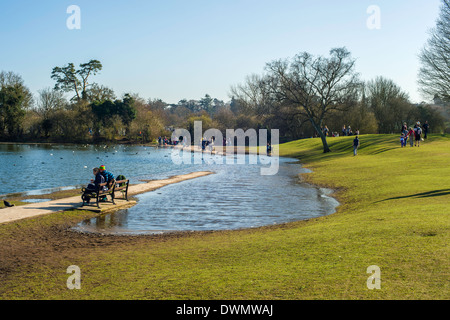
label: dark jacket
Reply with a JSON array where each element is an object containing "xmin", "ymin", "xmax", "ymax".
[
  {"xmin": 94, "ymin": 172, "xmax": 106, "ymax": 188},
  {"xmin": 85, "ymin": 173, "xmax": 106, "ymax": 193},
  {"xmin": 100, "ymin": 170, "xmax": 115, "ymax": 183}
]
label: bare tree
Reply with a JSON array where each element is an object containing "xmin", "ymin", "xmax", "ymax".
[
  {"xmin": 418, "ymin": 0, "xmax": 450, "ymax": 103},
  {"xmin": 263, "ymin": 47, "xmax": 361, "ymax": 153},
  {"xmin": 230, "ymin": 73, "xmax": 275, "ymax": 119},
  {"xmin": 36, "ymin": 88, "xmax": 66, "ymax": 119},
  {"xmin": 365, "ymin": 77, "xmax": 412, "ymax": 133}
]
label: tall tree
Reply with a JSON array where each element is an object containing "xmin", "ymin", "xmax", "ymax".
[
  {"xmin": 90, "ymin": 93, "xmax": 137, "ymax": 139},
  {"xmin": 37, "ymin": 88, "xmax": 66, "ymax": 119},
  {"xmin": 51, "ymin": 59, "xmax": 103, "ymax": 102},
  {"xmin": 199, "ymin": 94, "xmax": 214, "ymax": 114},
  {"xmin": 418, "ymin": 0, "xmax": 450, "ymax": 103},
  {"xmin": 85, "ymin": 83, "xmax": 116, "ymax": 103},
  {"xmin": 36, "ymin": 88, "xmax": 66, "ymax": 137},
  {"xmin": 0, "ymin": 71, "xmax": 33, "ymax": 139},
  {"xmin": 235, "ymin": 48, "xmax": 361, "ymax": 153},
  {"xmin": 365, "ymin": 77, "xmax": 413, "ymax": 133}
]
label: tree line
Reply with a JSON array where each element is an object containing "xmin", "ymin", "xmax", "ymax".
[
  {"xmin": 0, "ymin": 0, "xmax": 448, "ymax": 149},
  {"xmin": 0, "ymin": 60, "xmax": 446, "ymax": 147}
]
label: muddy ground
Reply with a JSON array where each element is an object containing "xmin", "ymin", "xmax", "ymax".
[{"xmin": 0, "ymin": 208, "xmax": 227, "ymax": 298}]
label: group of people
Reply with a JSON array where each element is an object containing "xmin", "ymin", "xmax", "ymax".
[
  {"xmin": 158, "ymin": 136, "xmax": 181, "ymax": 146},
  {"xmin": 82, "ymin": 165, "xmax": 116, "ymax": 203},
  {"xmin": 400, "ymin": 121, "xmax": 429, "ymax": 148},
  {"xmin": 200, "ymin": 137, "xmax": 234, "ymax": 151},
  {"xmin": 200, "ymin": 137, "xmax": 215, "ymax": 151},
  {"xmin": 320, "ymin": 125, "xmax": 360, "ymax": 138},
  {"xmin": 341, "ymin": 125, "xmax": 359, "ymax": 137}
]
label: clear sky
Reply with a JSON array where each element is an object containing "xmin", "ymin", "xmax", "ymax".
[{"xmin": 0, "ymin": 0, "xmax": 442, "ymax": 104}]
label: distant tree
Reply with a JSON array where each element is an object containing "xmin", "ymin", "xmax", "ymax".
[
  {"xmin": 229, "ymin": 96, "xmax": 244, "ymax": 114},
  {"xmin": 185, "ymin": 113, "xmax": 219, "ymax": 142},
  {"xmin": 414, "ymin": 104, "xmax": 446, "ymax": 133},
  {"xmin": 36, "ymin": 88, "xmax": 67, "ymax": 137},
  {"xmin": 230, "ymin": 74, "xmax": 271, "ymax": 116},
  {"xmin": 234, "ymin": 48, "xmax": 361, "ymax": 153},
  {"xmin": 37, "ymin": 88, "xmax": 66, "ymax": 118},
  {"xmin": 365, "ymin": 77, "xmax": 413, "ymax": 133},
  {"xmin": 51, "ymin": 59, "xmax": 103, "ymax": 102},
  {"xmin": 214, "ymin": 107, "xmax": 236, "ymax": 132},
  {"xmin": 85, "ymin": 83, "xmax": 116, "ymax": 103},
  {"xmin": 213, "ymin": 98, "xmax": 225, "ymax": 110},
  {"xmin": 178, "ymin": 99, "xmax": 200, "ymax": 113},
  {"xmin": 22, "ymin": 109, "xmax": 42, "ymax": 139},
  {"xmin": 130, "ymin": 99, "xmax": 165, "ymax": 143},
  {"xmin": 167, "ymin": 105, "xmax": 192, "ymax": 127},
  {"xmin": 148, "ymin": 98, "xmax": 168, "ymax": 111},
  {"xmin": 418, "ymin": 0, "xmax": 450, "ymax": 103},
  {"xmin": 0, "ymin": 71, "xmax": 33, "ymax": 139},
  {"xmin": 90, "ymin": 93, "xmax": 136, "ymax": 139},
  {"xmin": 199, "ymin": 94, "xmax": 214, "ymax": 114}
]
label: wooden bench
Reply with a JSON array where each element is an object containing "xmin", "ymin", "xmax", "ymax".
[{"xmin": 81, "ymin": 178, "xmax": 129, "ymax": 208}]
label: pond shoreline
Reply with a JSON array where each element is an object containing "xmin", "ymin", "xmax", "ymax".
[{"xmin": 0, "ymin": 171, "xmax": 214, "ymax": 225}]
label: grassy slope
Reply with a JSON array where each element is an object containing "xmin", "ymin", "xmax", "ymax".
[{"xmin": 1, "ymin": 134, "xmax": 449, "ymax": 300}]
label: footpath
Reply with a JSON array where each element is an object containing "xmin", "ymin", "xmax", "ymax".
[{"xmin": 0, "ymin": 171, "xmax": 213, "ymax": 225}]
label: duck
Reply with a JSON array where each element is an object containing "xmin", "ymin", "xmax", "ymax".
[{"xmin": 3, "ymin": 200, "xmax": 15, "ymax": 207}]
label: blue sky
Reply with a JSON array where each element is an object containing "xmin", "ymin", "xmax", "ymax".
[{"xmin": 0, "ymin": 0, "xmax": 442, "ymax": 104}]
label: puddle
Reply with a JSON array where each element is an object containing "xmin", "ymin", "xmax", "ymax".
[{"xmin": 75, "ymin": 157, "xmax": 339, "ymax": 235}]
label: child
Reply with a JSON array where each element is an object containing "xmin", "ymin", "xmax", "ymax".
[{"xmin": 400, "ymin": 133, "xmax": 406, "ymax": 148}]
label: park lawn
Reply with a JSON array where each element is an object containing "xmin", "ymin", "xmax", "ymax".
[
  {"xmin": 0, "ymin": 134, "xmax": 448, "ymax": 300},
  {"xmin": 0, "ymin": 200, "xmax": 27, "ymax": 209}
]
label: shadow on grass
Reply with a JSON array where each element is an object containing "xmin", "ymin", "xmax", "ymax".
[
  {"xmin": 280, "ymin": 134, "xmax": 399, "ymax": 163},
  {"xmin": 376, "ymin": 189, "xmax": 450, "ymax": 203}
]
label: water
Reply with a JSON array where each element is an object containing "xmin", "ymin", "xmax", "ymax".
[
  {"xmin": 75, "ymin": 155, "xmax": 339, "ymax": 235},
  {"xmin": 0, "ymin": 143, "xmax": 199, "ymax": 197},
  {"xmin": 0, "ymin": 143, "xmax": 339, "ymax": 234}
]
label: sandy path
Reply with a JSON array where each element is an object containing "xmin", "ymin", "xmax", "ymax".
[{"xmin": 0, "ymin": 171, "xmax": 213, "ymax": 225}]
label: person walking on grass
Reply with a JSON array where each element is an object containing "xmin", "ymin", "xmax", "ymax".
[
  {"xmin": 408, "ymin": 127, "xmax": 414, "ymax": 147},
  {"xmin": 423, "ymin": 121, "xmax": 430, "ymax": 139},
  {"xmin": 400, "ymin": 133, "xmax": 406, "ymax": 148},
  {"xmin": 353, "ymin": 135, "xmax": 360, "ymax": 156},
  {"xmin": 414, "ymin": 125, "xmax": 422, "ymax": 147},
  {"xmin": 401, "ymin": 122, "xmax": 408, "ymax": 134}
]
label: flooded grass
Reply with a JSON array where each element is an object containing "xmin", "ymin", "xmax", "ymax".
[{"xmin": 0, "ymin": 134, "xmax": 448, "ymax": 300}]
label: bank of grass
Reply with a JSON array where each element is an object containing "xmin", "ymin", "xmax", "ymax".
[
  {"xmin": 0, "ymin": 134, "xmax": 449, "ymax": 300},
  {"xmin": 0, "ymin": 189, "xmax": 81, "ymax": 208}
]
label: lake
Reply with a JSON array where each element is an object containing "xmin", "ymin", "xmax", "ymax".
[
  {"xmin": 0, "ymin": 143, "xmax": 199, "ymax": 196},
  {"xmin": 0, "ymin": 143, "xmax": 338, "ymax": 234}
]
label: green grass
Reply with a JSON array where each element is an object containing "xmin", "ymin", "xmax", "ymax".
[
  {"xmin": 0, "ymin": 200, "xmax": 28, "ymax": 208},
  {"xmin": 0, "ymin": 134, "xmax": 449, "ymax": 300}
]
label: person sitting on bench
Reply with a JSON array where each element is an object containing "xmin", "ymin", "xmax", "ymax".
[
  {"xmin": 82, "ymin": 168, "xmax": 107, "ymax": 203},
  {"xmin": 99, "ymin": 165, "xmax": 115, "ymax": 189},
  {"xmin": 99, "ymin": 165, "xmax": 115, "ymax": 201}
]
